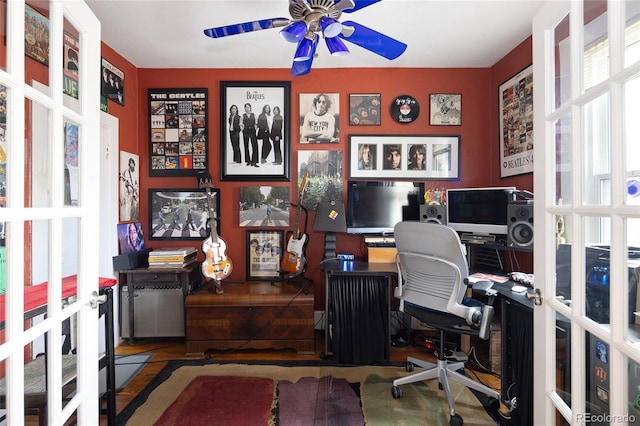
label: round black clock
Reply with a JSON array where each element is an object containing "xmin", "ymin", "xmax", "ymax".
[{"xmin": 390, "ymin": 95, "xmax": 419, "ymax": 124}]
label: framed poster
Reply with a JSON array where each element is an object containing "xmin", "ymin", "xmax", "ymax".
[
  {"xmin": 119, "ymin": 151, "xmax": 139, "ymax": 221},
  {"xmin": 429, "ymin": 94, "xmax": 461, "ymax": 125},
  {"xmin": 239, "ymin": 186, "xmax": 291, "ymax": 228},
  {"xmin": 101, "ymin": 58, "xmax": 125, "ymax": 105},
  {"xmin": 246, "ymin": 230, "xmax": 283, "ymax": 280},
  {"xmin": 299, "ymin": 93, "xmax": 340, "ymax": 142},
  {"xmin": 149, "ymin": 88, "xmax": 208, "ymax": 177},
  {"xmin": 63, "ymin": 32, "xmax": 79, "ymax": 99},
  {"xmin": 220, "ymin": 81, "xmax": 290, "ymax": 181},
  {"xmin": 348, "ymin": 135, "xmax": 460, "ymax": 180},
  {"xmin": 499, "ymin": 65, "xmax": 533, "ymax": 177},
  {"xmin": 148, "ymin": 188, "xmax": 219, "ymax": 240},
  {"xmin": 25, "ymin": 5, "xmax": 49, "ymax": 66},
  {"xmin": 349, "ymin": 93, "xmax": 381, "ymax": 125},
  {"xmin": 297, "ymin": 150, "xmax": 343, "ymax": 209}
]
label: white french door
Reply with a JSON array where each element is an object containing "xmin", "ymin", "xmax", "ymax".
[
  {"xmin": 0, "ymin": 0, "xmax": 101, "ymax": 424},
  {"xmin": 533, "ymin": 0, "xmax": 640, "ymax": 424}
]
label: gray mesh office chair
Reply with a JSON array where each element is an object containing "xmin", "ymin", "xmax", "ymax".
[{"xmin": 391, "ymin": 222, "xmax": 500, "ymax": 426}]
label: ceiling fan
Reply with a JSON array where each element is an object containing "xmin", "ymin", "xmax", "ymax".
[{"xmin": 203, "ymin": 0, "xmax": 407, "ymax": 76}]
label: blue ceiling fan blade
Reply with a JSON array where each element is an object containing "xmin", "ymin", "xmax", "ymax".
[
  {"xmin": 339, "ymin": 20, "xmax": 407, "ymax": 60},
  {"xmin": 204, "ymin": 18, "xmax": 290, "ymax": 38},
  {"xmin": 339, "ymin": 0, "xmax": 383, "ymax": 13},
  {"xmin": 291, "ymin": 34, "xmax": 319, "ymax": 76}
]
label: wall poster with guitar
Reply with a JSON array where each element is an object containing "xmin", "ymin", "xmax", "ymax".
[
  {"xmin": 246, "ymin": 230, "xmax": 283, "ymax": 280},
  {"xmin": 119, "ymin": 151, "xmax": 139, "ymax": 221}
]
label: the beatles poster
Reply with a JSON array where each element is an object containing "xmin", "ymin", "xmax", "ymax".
[{"xmin": 499, "ymin": 65, "xmax": 533, "ymax": 177}]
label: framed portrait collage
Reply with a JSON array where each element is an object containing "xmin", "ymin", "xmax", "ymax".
[{"xmin": 348, "ymin": 135, "xmax": 460, "ymax": 180}]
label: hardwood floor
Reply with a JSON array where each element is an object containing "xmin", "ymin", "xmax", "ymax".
[{"xmin": 100, "ymin": 330, "xmax": 507, "ymax": 425}]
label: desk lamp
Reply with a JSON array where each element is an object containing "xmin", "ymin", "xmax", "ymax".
[{"xmin": 313, "ymin": 201, "xmax": 347, "ymax": 260}]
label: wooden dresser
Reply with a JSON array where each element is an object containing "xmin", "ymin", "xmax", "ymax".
[{"xmin": 185, "ymin": 281, "xmax": 314, "ymax": 355}]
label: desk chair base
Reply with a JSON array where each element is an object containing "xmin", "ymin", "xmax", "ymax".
[{"xmin": 392, "ymin": 355, "xmax": 500, "ymax": 425}]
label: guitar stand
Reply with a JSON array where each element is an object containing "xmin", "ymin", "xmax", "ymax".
[
  {"xmin": 202, "ymin": 277, "xmax": 244, "ymax": 295},
  {"xmin": 271, "ymin": 205, "xmax": 312, "ymax": 294}
]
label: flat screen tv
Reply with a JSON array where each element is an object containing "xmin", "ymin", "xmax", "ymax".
[
  {"xmin": 446, "ymin": 187, "xmax": 516, "ymax": 236},
  {"xmin": 346, "ymin": 181, "xmax": 424, "ymax": 235}
]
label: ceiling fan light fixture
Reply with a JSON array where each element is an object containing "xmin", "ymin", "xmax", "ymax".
[
  {"xmin": 293, "ymin": 35, "xmax": 315, "ymax": 62},
  {"xmin": 325, "ymin": 36, "xmax": 349, "ymax": 56},
  {"xmin": 319, "ymin": 16, "xmax": 342, "ymax": 38},
  {"xmin": 279, "ymin": 21, "xmax": 307, "ymax": 43}
]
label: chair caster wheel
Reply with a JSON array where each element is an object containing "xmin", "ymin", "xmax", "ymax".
[
  {"xmin": 391, "ymin": 386, "xmax": 403, "ymax": 399},
  {"xmin": 405, "ymin": 361, "xmax": 414, "ymax": 372},
  {"xmin": 450, "ymin": 413, "xmax": 463, "ymax": 426}
]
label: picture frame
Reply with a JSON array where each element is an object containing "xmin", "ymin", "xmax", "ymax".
[
  {"xmin": 220, "ymin": 81, "xmax": 291, "ymax": 181},
  {"xmin": 348, "ymin": 135, "xmax": 460, "ymax": 180},
  {"xmin": 239, "ymin": 186, "xmax": 291, "ymax": 228},
  {"xmin": 349, "ymin": 94, "xmax": 381, "ymax": 126},
  {"xmin": 148, "ymin": 88, "xmax": 208, "ymax": 177},
  {"xmin": 101, "ymin": 58, "xmax": 125, "ymax": 106},
  {"xmin": 246, "ymin": 229, "xmax": 284, "ymax": 280},
  {"xmin": 297, "ymin": 150, "xmax": 343, "ymax": 209},
  {"xmin": 148, "ymin": 188, "xmax": 220, "ymax": 241},
  {"xmin": 119, "ymin": 151, "xmax": 140, "ymax": 221},
  {"xmin": 63, "ymin": 31, "xmax": 79, "ymax": 99},
  {"xmin": 25, "ymin": 4, "xmax": 49, "ymax": 66},
  {"xmin": 429, "ymin": 94, "xmax": 461, "ymax": 126},
  {"xmin": 499, "ymin": 65, "xmax": 533, "ymax": 178},
  {"xmin": 299, "ymin": 93, "xmax": 340, "ymax": 143}
]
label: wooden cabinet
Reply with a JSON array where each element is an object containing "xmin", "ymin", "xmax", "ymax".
[{"xmin": 185, "ymin": 281, "xmax": 314, "ymax": 355}]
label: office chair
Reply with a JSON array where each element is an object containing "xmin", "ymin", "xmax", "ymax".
[{"xmin": 390, "ymin": 222, "xmax": 500, "ymax": 426}]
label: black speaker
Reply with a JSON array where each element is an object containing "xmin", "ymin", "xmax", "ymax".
[
  {"xmin": 507, "ymin": 203, "xmax": 533, "ymax": 247},
  {"xmin": 420, "ymin": 204, "xmax": 446, "ymax": 224}
]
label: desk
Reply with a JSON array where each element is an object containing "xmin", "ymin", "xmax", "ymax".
[
  {"xmin": 323, "ymin": 260, "xmax": 396, "ymax": 364},
  {"xmin": 121, "ymin": 261, "xmax": 201, "ymax": 343},
  {"xmin": 481, "ymin": 278, "xmax": 534, "ymax": 426}
]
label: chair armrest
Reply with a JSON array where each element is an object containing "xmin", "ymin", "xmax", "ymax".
[{"xmin": 478, "ymin": 304, "xmax": 494, "ymax": 340}]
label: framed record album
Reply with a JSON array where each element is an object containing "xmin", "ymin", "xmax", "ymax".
[
  {"xmin": 149, "ymin": 88, "xmax": 209, "ymax": 177},
  {"xmin": 390, "ymin": 95, "xmax": 419, "ymax": 124}
]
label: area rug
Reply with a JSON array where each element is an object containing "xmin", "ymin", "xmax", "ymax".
[
  {"xmin": 99, "ymin": 353, "xmax": 153, "ymax": 394},
  {"xmin": 117, "ymin": 360, "xmax": 498, "ymax": 425}
]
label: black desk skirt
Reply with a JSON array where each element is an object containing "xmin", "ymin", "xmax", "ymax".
[{"xmin": 330, "ymin": 275, "xmax": 390, "ymax": 364}]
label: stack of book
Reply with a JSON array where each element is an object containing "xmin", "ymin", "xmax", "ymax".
[{"xmin": 148, "ymin": 247, "xmax": 197, "ymax": 268}]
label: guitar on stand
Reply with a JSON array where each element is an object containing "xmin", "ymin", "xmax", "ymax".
[
  {"xmin": 197, "ymin": 171, "xmax": 232, "ymax": 295},
  {"xmin": 280, "ymin": 173, "xmax": 311, "ymax": 292}
]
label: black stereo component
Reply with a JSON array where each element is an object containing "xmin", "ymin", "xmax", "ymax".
[
  {"xmin": 507, "ymin": 203, "xmax": 534, "ymax": 248},
  {"xmin": 420, "ymin": 204, "xmax": 446, "ymax": 225}
]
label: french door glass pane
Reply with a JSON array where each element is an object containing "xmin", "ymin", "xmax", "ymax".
[
  {"xmin": 555, "ymin": 13, "xmax": 572, "ymax": 109},
  {"xmin": 625, "ymin": 76, "xmax": 640, "ymax": 209},
  {"xmin": 554, "ymin": 115, "xmax": 573, "ymax": 206},
  {"xmin": 27, "ymin": 97, "xmax": 53, "ymax": 209},
  {"xmin": 556, "ymin": 313, "xmax": 572, "ymax": 410},
  {"xmin": 25, "ymin": 1, "xmax": 50, "ymax": 87},
  {"xmin": 583, "ymin": 93, "xmax": 611, "ymax": 206},
  {"xmin": 583, "ymin": 0, "xmax": 609, "ymax": 91},
  {"xmin": 625, "ymin": 1, "xmax": 640, "ymax": 67}
]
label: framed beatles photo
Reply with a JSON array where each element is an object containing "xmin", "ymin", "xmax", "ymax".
[
  {"xmin": 299, "ymin": 93, "xmax": 340, "ymax": 143},
  {"xmin": 148, "ymin": 88, "xmax": 208, "ymax": 176},
  {"xmin": 499, "ymin": 65, "xmax": 533, "ymax": 177},
  {"xmin": 246, "ymin": 230, "xmax": 284, "ymax": 280},
  {"xmin": 101, "ymin": 58, "xmax": 125, "ymax": 106},
  {"xmin": 220, "ymin": 81, "xmax": 291, "ymax": 181},
  {"xmin": 148, "ymin": 188, "xmax": 220, "ymax": 241},
  {"xmin": 429, "ymin": 94, "xmax": 461, "ymax": 125},
  {"xmin": 348, "ymin": 134, "xmax": 460, "ymax": 180}
]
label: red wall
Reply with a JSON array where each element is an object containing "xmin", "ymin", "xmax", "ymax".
[{"xmin": 102, "ymin": 37, "xmax": 534, "ymax": 309}]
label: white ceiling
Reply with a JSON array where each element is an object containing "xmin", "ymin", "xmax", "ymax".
[{"xmin": 86, "ymin": 0, "xmax": 543, "ymax": 71}]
